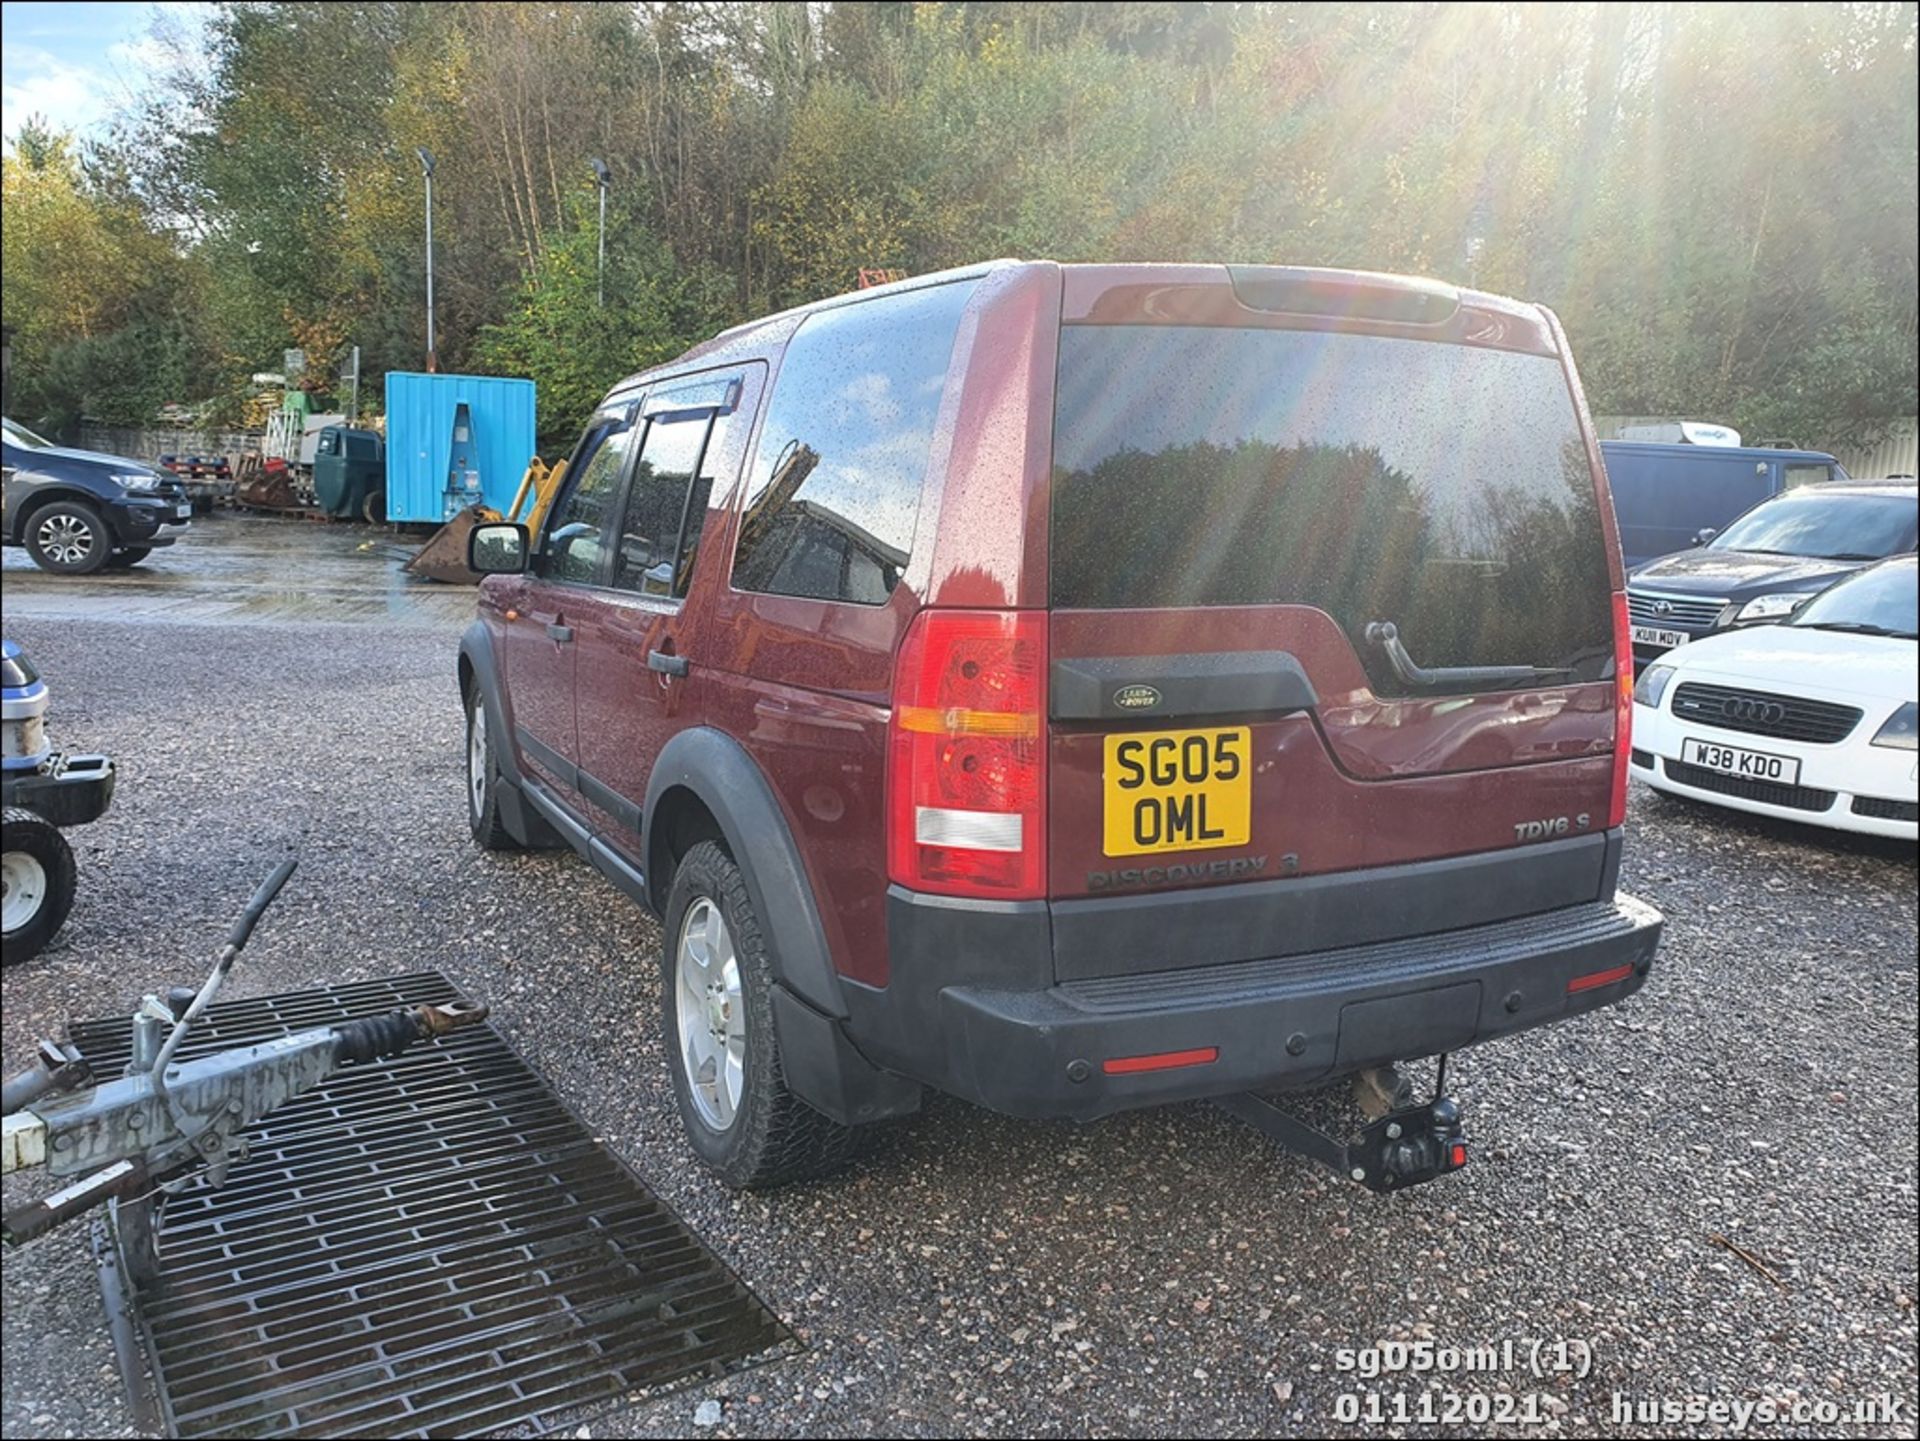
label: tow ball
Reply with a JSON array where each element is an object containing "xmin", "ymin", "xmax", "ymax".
[{"xmin": 1217, "ymin": 1062, "xmax": 1469, "ymax": 1193}]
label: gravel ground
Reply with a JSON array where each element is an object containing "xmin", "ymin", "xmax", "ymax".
[{"xmin": 2, "ymin": 522, "xmax": 1915, "ymax": 1438}]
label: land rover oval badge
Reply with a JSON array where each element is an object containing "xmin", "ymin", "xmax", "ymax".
[{"xmin": 1113, "ymin": 684, "xmax": 1162, "ymax": 712}]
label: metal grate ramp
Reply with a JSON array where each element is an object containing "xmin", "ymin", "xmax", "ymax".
[{"xmin": 69, "ymin": 970, "xmax": 791, "ymax": 1438}]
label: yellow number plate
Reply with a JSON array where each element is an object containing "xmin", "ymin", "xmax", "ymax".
[{"xmin": 1102, "ymin": 727, "xmax": 1251, "ymax": 857}]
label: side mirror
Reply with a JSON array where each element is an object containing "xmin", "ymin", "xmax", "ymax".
[
  {"xmin": 1693, "ymin": 527, "xmax": 1718, "ymax": 546},
  {"xmin": 468, "ymin": 521, "xmax": 529, "ymax": 575}
]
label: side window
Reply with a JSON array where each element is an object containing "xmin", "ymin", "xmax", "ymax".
[
  {"xmin": 539, "ymin": 408, "xmax": 637, "ymax": 585},
  {"xmin": 612, "ymin": 412, "xmax": 715, "ymax": 597},
  {"xmin": 318, "ymin": 431, "xmax": 339, "ymax": 457},
  {"xmin": 1782, "ymin": 463, "xmax": 1831, "ymax": 490},
  {"xmin": 731, "ymin": 280, "xmax": 975, "ymax": 604},
  {"xmin": 674, "ymin": 407, "xmax": 732, "ymax": 593}
]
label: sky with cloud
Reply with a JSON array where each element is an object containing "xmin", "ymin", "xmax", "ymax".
[{"xmin": 1, "ymin": 1, "xmax": 211, "ymax": 145}]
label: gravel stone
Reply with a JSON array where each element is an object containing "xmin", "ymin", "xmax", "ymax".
[{"xmin": 2, "ymin": 518, "xmax": 1915, "ymax": 1438}]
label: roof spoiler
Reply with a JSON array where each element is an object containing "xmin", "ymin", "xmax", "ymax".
[{"xmin": 1227, "ymin": 266, "xmax": 1460, "ymax": 325}]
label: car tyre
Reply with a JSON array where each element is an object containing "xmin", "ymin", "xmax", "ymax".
[
  {"xmin": 24, "ymin": 499, "xmax": 112, "ymax": 575},
  {"xmin": 2, "ymin": 808, "xmax": 77, "ymax": 963},
  {"xmin": 465, "ymin": 687, "xmax": 518, "ymax": 850},
  {"xmin": 662, "ymin": 840, "xmax": 862, "ymax": 1189},
  {"xmin": 105, "ymin": 547, "xmax": 154, "ymax": 568}
]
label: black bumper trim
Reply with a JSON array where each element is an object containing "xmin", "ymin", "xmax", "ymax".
[
  {"xmin": 1052, "ymin": 830, "xmax": 1616, "ymax": 981},
  {"xmin": 1058, "ymin": 897, "xmax": 1655, "ymax": 1011},
  {"xmin": 848, "ymin": 890, "xmax": 1661, "ymax": 1121}
]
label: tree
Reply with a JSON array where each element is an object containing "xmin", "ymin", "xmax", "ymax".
[
  {"xmin": 475, "ymin": 193, "xmax": 704, "ymax": 443},
  {"xmin": 12, "ymin": 1, "xmax": 1916, "ymax": 454},
  {"xmin": 2, "ymin": 119, "xmax": 209, "ymax": 432}
]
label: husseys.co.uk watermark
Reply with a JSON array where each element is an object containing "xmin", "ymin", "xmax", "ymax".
[{"xmin": 1611, "ymin": 1392, "xmax": 1911, "ymax": 1432}]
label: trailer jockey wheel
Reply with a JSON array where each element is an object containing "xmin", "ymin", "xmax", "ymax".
[{"xmin": 2, "ymin": 808, "xmax": 78, "ymax": 963}]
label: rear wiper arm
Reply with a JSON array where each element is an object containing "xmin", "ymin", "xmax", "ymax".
[{"xmin": 1364, "ymin": 621, "xmax": 1572, "ymax": 690}]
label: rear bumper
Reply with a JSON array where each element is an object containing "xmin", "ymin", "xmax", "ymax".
[{"xmin": 845, "ymin": 888, "xmax": 1663, "ymax": 1121}]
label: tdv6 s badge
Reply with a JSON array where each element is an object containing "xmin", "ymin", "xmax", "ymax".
[{"xmin": 1514, "ymin": 813, "xmax": 1591, "ymax": 842}]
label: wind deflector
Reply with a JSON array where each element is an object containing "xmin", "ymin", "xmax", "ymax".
[{"xmin": 1227, "ymin": 266, "xmax": 1460, "ymax": 325}]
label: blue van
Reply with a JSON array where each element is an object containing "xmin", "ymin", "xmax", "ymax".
[{"xmin": 1600, "ymin": 441, "xmax": 1848, "ymax": 568}]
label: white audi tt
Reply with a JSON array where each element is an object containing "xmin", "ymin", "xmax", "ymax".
[{"xmin": 1631, "ymin": 554, "xmax": 1918, "ymax": 840}]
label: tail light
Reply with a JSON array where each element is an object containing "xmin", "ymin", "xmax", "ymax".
[
  {"xmin": 1609, "ymin": 590, "xmax": 1632, "ymax": 828},
  {"xmin": 888, "ymin": 609, "xmax": 1047, "ymax": 899}
]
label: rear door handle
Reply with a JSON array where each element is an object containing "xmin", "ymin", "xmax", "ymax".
[
  {"xmin": 546, "ymin": 623, "xmax": 573, "ymax": 643},
  {"xmin": 647, "ymin": 649, "xmax": 689, "ymax": 677}
]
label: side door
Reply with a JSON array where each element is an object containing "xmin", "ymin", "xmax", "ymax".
[
  {"xmin": 499, "ymin": 400, "xmax": 640, "ymax": 801},
  {"xmin": 573, "ymin": 369, "xmax": 760, "ymax": 849}
]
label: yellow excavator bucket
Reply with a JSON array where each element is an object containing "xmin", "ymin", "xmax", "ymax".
[{"xmin": 403, "ymin": 458, "xmax": 559, "ymax": 584}]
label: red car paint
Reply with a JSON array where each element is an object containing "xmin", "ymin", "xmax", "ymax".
[{"xmin": 480, "ymin": 260, "xmax": 1630, "ymax": 992}]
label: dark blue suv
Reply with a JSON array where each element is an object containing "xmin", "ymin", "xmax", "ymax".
[{"xmin": 2, "ymin": 417, "xmax": 193, "ymax": 574}]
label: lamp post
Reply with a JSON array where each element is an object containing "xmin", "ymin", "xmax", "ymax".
[
  {"xmin": 590, "ymin": 158, "xmax": 611, "ymax": 308},
  {"xmin": 417, "ymin": 147, "xmax": 437, "ymax": 371}
]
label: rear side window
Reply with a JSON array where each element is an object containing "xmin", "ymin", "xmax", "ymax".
[
  {"xmin": 731, "ymin": 281, "xmax": 974, "ymax": 605},
  {"xmin": 1782, "ymin": 462, "xmax": 1832, "ymax": 490},
  {"xmin": 1050, "ymin": 326, "xmax": 1615, "ymax": 693}
]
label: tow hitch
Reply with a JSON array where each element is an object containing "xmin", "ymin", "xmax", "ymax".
[{"xmin": 1218, "ymin": 1061, "xmax": 1468, "ymax": 1193}]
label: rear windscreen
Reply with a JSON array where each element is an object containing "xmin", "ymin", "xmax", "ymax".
[{"xmin": 1049, "ymin": 325, "xmax": 1615, "ymax": 693}]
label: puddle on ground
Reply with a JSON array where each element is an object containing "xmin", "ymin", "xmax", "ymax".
[{"xmin": 1, "ymin": 514, "xmax": 474, "ymax": 628}]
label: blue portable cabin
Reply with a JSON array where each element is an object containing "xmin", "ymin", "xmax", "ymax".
[
  {"xmin": 1600, "ymin": 440, "xmax": 1850, "ymax": 569},
  {"xmin": 383, "ymin": 372, "xmax": 539, "ymax": 524}
]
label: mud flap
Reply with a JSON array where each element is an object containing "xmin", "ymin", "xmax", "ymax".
[{"xmin": 770, "ymin": 986, "xmax": 921, "ymax": 1127}]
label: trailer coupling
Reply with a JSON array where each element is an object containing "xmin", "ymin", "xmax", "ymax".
[
  {"xmin": 1217, "ymin": 1065, "xmax": 1468, "ymax": 1193},
  {"xmin": 1, "ymin": 998, "xmax": 490, "ymax": 1243},
  {"xmin": 0, "ymin": 859, "xmax": 489, "ymax": 1253}
]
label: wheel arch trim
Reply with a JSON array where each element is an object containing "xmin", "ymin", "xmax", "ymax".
[
  {"xmin": 643, "ymin": 727, "xmax": 847, "ymax": 1019},
  {"xmin": 15, "ymin": 489, "xmax": 109, "ymax": 546}
]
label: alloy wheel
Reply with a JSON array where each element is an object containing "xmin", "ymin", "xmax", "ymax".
[
  {"xmin": 675, "ymin": 897, "xmax": 746, "ymax": 1130},
  {"xmin": 35, "ymin": 513, "xmax": 95, "ymax": 567}
]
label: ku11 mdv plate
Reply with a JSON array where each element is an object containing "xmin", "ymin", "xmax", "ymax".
[
  {"xmin": 1632, "ymin": 625, "xmax": 1688, "ymax": 649},
  {"xmin": 1682, "ymin": 736, "xmax": 1801, "ymax": 786}
]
